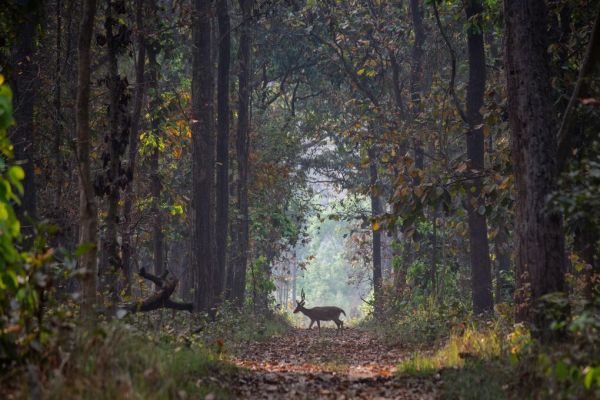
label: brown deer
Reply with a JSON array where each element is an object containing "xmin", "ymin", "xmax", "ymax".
[{"xmin": 293, "ymin": 289, "xmax": 346, "ymax": 335}]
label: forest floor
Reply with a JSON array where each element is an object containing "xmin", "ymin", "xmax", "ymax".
[{"xmin": 226, "ymin": 327, "xmax": 439, "ymax": 399}]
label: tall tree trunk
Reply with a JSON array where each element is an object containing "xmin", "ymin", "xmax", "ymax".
[
  {"xmin": 504, "ymin": 0, "xmax": 567, "ymax": 339},
  {"xmin": 53, "ymin": 0, "xmax": 63, "ymax": 212},
  {"xmin": 409, "ymin": 0, "xmax": 424, "ymax": 171},
  {"xmin": 100, "ymin": 0, "xmax": 129, "ymax": 305},
  {"xmin": 465, "ymin": 0, "xmax": 493, "ymax": 314},
  {"xmin": 192, "ymin": 0, "xmax": 215, "ymax": 312},
  {"xmin": 76, "ymin": 0, "xmax": 99, "ymax": 322},
  {"xmin": 368, "ymin": 147, "xmax": 383, "ymax": 317},
  {"xmin": 148, "ymin": 6, "xmax": 164, "ymax": 276},
  {"xmin": 122, "ymin": 0, "xmax": 146, "ymax": 291},
  {"xmin": 233, "ymin": 0, "xmax": 253, "ymax": 307},
  {"xmin": 215, "ymin": 0, "xmax": 231, "ymax": 302},
  {"xmin": 10, "ymin": 3, "xmax": 39, "ymax": 239}
]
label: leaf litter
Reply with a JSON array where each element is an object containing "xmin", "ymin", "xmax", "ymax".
[{"xmin": 225, "ymin": 328, "xmax": 438, "ymax": 399}]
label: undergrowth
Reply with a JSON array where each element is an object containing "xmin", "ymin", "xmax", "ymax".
[
  {"xmin": 393, "ymin": 299, "xmax": 600, "ymax": 400},
  {"xmin": 1, "ymin": 305, "xmax": 291, "ymax": 399},
  {"xmin": 2, "ymin": 323, "xmax": 235, "ymax": 400}
]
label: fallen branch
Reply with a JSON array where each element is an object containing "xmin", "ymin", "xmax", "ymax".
[{"xmin": 119, "ymin": 268, "xmax": 193, "ymax": 314}]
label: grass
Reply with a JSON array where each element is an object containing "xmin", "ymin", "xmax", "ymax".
[
  {"xmin": 397, "ymin": 326, "xmax": 511, "ymax": 400},
  {"xmin": 3, "ymin": 323, "xmax": 236, "ymax": 400}
]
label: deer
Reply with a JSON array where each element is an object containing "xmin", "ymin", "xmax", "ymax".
[{"xmin": 293, "ymin": 289, "xmax": 346, "ymax": 336}]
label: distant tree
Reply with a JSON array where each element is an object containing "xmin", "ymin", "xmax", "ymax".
[
  {"xmin": 192, "ymin": 0, "xmax": 215, "ymax": 311},
  {"xmin": 216, "ymin": 0, "xmax": 231, "ymax": 302},
  {"xmin": 233, "ymin": 0, "xmax": 253, "ymax": 306},
  {"xmin": 9, "ymin": 1, "xmax": 41, "ymax": 238},
  {"xmin": 76, "ymin": 0, "xmax": 99, "ymax": 322},
  {"xmin": 122, "ymin": 0, "xmax": 147, "ymax": 290},
  {"xmin": 464, "ymin": 0, "xmax": 493, "ymax": 314}
]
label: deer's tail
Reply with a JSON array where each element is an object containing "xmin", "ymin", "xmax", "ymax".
[{"xmin": 340, "ymin": 309, "xmax": 346, "ymax": 317}]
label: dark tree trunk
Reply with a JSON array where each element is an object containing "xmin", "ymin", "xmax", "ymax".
[
  {"xmin": 148, "ymin": 15, "xmax": 164, "ymax": 276},
  {"xmin": 368, "ymin": 147, "xmax": 383, "ymax": 317},
  {"xmin": 76, "ymin": 0, "xmax": 99, "ymax": 321},
  {"xmin": 233, "ymin": 0, "xmax": 253, "ymax": 307},
  {"xmin": 215, "ymin": 0, "xmax": 231, "ymax": 302},
  {"xmin": 504, "ymin": 0, "xmax": 567, "ymax": 339},
  {"xmin": 122, "ymin": 0, "xmax": 147, "ymax": 291},
  {"xmin": 192, "ymin": 0, "xmax": 215, "ymax": 312},
  {"xmin": 465, "ymin": 0, "xmax": 493, "ymax": 314},
  {"xmin": 409, "ymin": 0, "xmax": 424, "ymax": 171},
  {"xmin": 53, "ymin": 0, "xmax": 63, "ymax": 212},
  {"xmin": 100, "ymin": 0, "xmax": 129, "ymax": 305},
  {"xmin": 10, "ymin": 4, "xmax": 39, "ymax": 238}
]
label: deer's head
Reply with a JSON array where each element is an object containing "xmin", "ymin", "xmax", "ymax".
[{"xmin": 293, "ymin": 288, "xmax": 306, "ymax": 313}]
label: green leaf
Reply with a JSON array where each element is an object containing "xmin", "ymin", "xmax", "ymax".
[
  {"xmin": 7, "ymin": 165, "xmax": 24, "ymax": 183},
  {"xmin": 555, "ymin": 360, "xmax": 568, "ymax": 382},
  {"xmin": 75, "ymin": 242, "xmax": 96, "ymax": 257}
]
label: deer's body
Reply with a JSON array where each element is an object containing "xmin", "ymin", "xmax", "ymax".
[{"xmin": 294, "ymin": 290, "xmax": 346, "ymax": 335}]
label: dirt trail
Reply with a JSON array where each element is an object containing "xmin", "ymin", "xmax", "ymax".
[{"xmin": 229, "ymin": 328, "xmax": 438, "ymax": 399}]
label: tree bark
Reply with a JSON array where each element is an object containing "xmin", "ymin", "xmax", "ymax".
[
  {"xmin": 409, "ymin": 0, "xmax": 424, "ymax": 171},
  {"xmin": 10, "ymin": 3, "xmax": 39, "ymax": 239},
  {"xmin": 504, "ymin": 0, "xmax": 567, "ymax": 338},
  {"xmin": 53, "ymin": 0, "xmax": 64, "ymax": 212},
  {"xmin": 122, "ymin": 0, "xmax": 147, "ymax": 292},
  {"xmin": 368, "ymin": 147, "xmax": 383, "ymax": 317},
  {"xmin": 465, "ymin": 0, "xmax": 493, "ymax": 314},
  {"xmin": 215, "ymin": 0, "xmax": 231, "ymax": 302},
  {"xmin": 76, "ymin": 0, "xmax": 99, "ymax": 322},
  {"xmin": 100, "ymin": 0, "xmax": 129, "ymax": 305},
  {"xmin": 192, "ymin": 0, "xmax": 215, "ymax": 312},
  {"xmin": 233, "ymin": 0, "xmax": 253, "ymax": 307},
  {"xmin": 147, "ymin": 4, "xmax": 164, "ymax": 277}
]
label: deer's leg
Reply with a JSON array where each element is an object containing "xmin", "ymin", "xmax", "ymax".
[
  {"xmin": 333, "ymin": 319, "xmax": 340, "ymax": 336},
  {"xmin": 317, "ymin": 320, "xmax": 321, "ymax": 335},
  {"xmin": 308, "ymin": 319, "xmax": 314, "ymax": 330}
]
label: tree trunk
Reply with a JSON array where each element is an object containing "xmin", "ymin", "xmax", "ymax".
[
  {"xmin": 53, "ymin": 0, "xmax": 63, "ymax": 212},
  {"xmin": 233, "ymin": 0, "xmax": 253, "ymax": 307},
  {"xmin": 504, "ymin": 0, "xmax": 567, "ymax": 339},
  {"xmin": 100, "ymin": 0, "xmax": 129, "ymax": 305},
  {"xmin": 122, "ymin": 0, "xmax": 147, "ymax": 292},
  {"xmin": 10, "ymin": 4, "xmax": 38, "ymax": 239},
  {"xmin": 465, "ymin": 0, "xmax": 493, "ymax": 314},
  {"xmin": 148, "ymin": 14, "xmax": 164, "ymax": 276},
  {"xmin": 368, "ymin": 147, "xmax": 383, "ymax": 317},
  {"xmin": 76, "ymin": 0, "xmax": 99, "ymax": 322},
  {"xmin": 215, "ymin": 0, "xmax": 231, "ymax": 302},
  {"xmin": 192, "ymin": 0, "xmax": 215, "ymax": 312},
  {"xmin": 409, "ymin": 0, "xmax": 424, "ymax": 171}
]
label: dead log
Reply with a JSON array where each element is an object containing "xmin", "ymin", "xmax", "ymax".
[{"xmin": 120, "ymin": 268, "xmax": 193, "ymax": 314}]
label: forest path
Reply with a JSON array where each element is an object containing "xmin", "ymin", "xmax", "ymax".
[{"xmin": 229, "ymin": 327, "xmax": 438, "ymax": 399}]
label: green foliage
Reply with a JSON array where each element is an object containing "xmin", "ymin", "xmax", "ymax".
[
  {"xmin": 395, "ymin": 296, "xmax": 600, "ymax": 399},
  {"xmin": 367, "ymin": 296, "xmax": 469, "ymax": 347},
  {"xmin": 246, "ymin": 256, "xmax": 277, "ymax": 309},
  {"xmin": 0, "ymin": 76, "xmax": 47, "ymax": 365}
]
